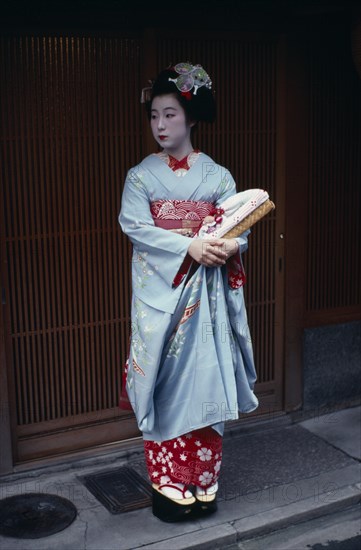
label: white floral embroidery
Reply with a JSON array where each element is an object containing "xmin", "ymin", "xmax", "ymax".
[
  {"xmin": 197, "ymin": 447, "xmax": 212, "ymax": 461},
  {"xmin": 167, "ymin": 328, "xmax": 187, "ymax": 358},
  {"xmin": 207, "ymin": 275, "xmax": 223, "ymax": 322},
  {"xmin": 128, "ymin": 167, "xmax": 147, "ymax": 191},
  {"xmin": 154, "ymin": 448, "xmax": 175, "ymax": 469},
  {"xmin": 133, "ymin": 251, "xmax": 154, "ymax": 290},
  {"xmin": 199, "ymin": 471, "xmax": 214, "ymax": 486},
  {"xmin": 131, "ymin": 298, "xmax": 152, "ymax": 367},
  {"xmin": 148, "ymin": 450, "xmax": 153, "ymax": 459},
  {"xmin": 214, "ymin": 460, "xmax": 222, "ymax": 473},
  {"xmin": 152, "ymin": 471, "xmax": 159, "ymax": 478},
  {"xmin": 195, "ymin": 440, "xmax": 202, "ymax": 447},
  {"xmin": 162, "ymin": 466, "xmax": 167, "ymax": 474},
  {"xmin": 180, "ymin": 453, "xmax": 187, "ymax": 461}
]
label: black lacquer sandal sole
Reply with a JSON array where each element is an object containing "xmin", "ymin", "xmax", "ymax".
[
  {"xmin": 152, "ymin": 487, "xmax": 195, "ymax": 523},
  {"xmin": 193, "ymin": 495, "xmax": 218, "ymax": 516}
]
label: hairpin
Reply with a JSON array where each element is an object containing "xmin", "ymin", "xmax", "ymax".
[
  {"xmin": 140, "ymin": 80, "xmax": 154, "ymax": 104},
  {"xmin": 168, "ymin": 62, "xmax": 212, "ymax": 96}
]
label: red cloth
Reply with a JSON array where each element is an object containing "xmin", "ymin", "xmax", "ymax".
[
  {"xmin": 150, "ymin": 199, "xmax": 214, "ymax": 226},
  {"xmin": 144, "ymin": 426, "xmax": 223, "ymax": 488},
  {"xmin": 118, "ymin": 358, "xmax": 133, "ymax": 410},
  {"xmin": 150, "ymin": 198, "xmax": 215, "ymax": 288},
  {"xmin": 150, "ymin": 198, "xmax": 246, "ymax": 288},
  {"xmin": 227, "ymin": 249, "xmax": 246, "ymax": 288},
  {"xmin": 166, "ymin": 149, "xmax": 200, "ymax": 171}
]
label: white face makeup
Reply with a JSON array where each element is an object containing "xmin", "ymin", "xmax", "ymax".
[{"xmin": 150, "ymin": 94, "xmax": 194, "ymax": 159}]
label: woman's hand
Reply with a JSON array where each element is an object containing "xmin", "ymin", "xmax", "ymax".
[{"xmin": 188, "ymin": 238, "xmax": 238, "ymax": 267}]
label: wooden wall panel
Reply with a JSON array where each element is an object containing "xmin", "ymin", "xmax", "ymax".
[
  {"xmin": 0, "ymin": 36, "xmax": 142, "ymax": 450},
  {"xmin": 306, "ymin": 34, "xmax": 361, "ymax": 321},
  {"xmin": 0, "ymin": 30, "xmax": 284, "ymax": 462}
]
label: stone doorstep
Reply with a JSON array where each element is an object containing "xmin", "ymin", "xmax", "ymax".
[{"xmin": 133, "ymin": 482, "xmax": 361, "ymax": 550}]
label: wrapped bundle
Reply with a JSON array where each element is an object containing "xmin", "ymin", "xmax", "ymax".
[
  {"xmin": 223, "ymin": 199, "xmax": 275, "ymax": 238},
  {"xmin": 198, "ymin": 189, "xmax": 275, "ymax": 240}
]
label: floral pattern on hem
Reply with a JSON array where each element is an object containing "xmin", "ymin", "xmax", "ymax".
[{"xmin": 144, "ymin": 426, "xmax": 222, "ymax": 488}]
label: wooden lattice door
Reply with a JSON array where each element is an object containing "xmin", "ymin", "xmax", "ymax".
[
  {"xmin": 0, "ymin": 31, "xmax": 285, "ymax": 464},
  {"xmin": 0, "ymin": 35, "xmax": 143, "ymax": 462}
]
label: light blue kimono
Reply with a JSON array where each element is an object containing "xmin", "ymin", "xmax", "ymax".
[{"xmin": 119, "ymin": 152, "xmax": 259, "ymax": 442}]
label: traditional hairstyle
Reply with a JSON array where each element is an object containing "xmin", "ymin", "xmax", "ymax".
[{"xmin": 142, "ymin": 62, "xmax": 216, "ymax": 123}]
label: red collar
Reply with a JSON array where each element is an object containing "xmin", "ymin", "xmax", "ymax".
[{"xmin": 168, "ymin": 149, "xmax": 200, "ymax": 172}]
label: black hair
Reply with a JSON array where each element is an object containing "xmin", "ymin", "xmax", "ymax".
[{"xmin": 145, "ymin": 67, "xmax": 216, "ymax": 123}]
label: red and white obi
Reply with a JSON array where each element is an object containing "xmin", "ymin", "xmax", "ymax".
[{"xmin": 150, "ymin": 198, "xmax": 246, "ymax": 289}]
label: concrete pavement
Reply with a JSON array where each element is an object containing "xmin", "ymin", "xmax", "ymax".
[
  {"xmin": 0, "ymin": 406, "xmax": 360, "ymax": 550},
  {"xmin": 223, "ymin": 503, "xmax": 361, "ymax": 549}
]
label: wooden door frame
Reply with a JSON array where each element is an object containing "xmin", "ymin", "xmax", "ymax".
[
  {"xmin": 0, "ymin": 302, "xmax": 14, "ymax": 474},
  {"xmin": 283, "ymin": 32, "xmax": 309, "ymax": 412},
  {"xmin": 273, "ymin": 34, "xmax": 286, "ymax": 415},
  {"xmin": 0, "ymin": 178, "xmax": 17, "ymax": 474}
]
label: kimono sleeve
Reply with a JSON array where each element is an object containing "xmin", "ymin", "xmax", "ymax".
[{"xmin": 119, "ymin": 167, "xmax": 191, "ymax": 288}]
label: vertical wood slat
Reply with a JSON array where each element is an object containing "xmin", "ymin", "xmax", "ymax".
[
  {"xmin": 307, "ymin": 33, "xmax": 361, "ymax": 314},
  {"xmin": 156, "ymin": 34, "xmax": 278, "ymax": 389},
  {"xmin": 0, "ymin": 35, "xmax": 142, "ymax": 430}
]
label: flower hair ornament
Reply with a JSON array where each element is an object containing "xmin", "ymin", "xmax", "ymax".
[{"xmin": 168, "ymin": 62, "xmax": 212, "ymax": 98}]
